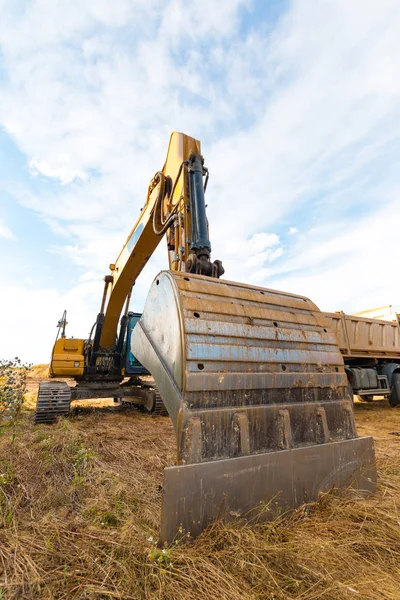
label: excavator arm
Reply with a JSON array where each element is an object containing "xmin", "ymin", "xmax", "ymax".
[
  {"xmin": 99, "ymin": 133, "xmax": 211, "ymax": 350},
  {"xmin": 87, "ymin": 132, "xmax": 223, "ymax": 372}
]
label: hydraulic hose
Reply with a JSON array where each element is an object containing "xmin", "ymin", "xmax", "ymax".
[{"xmin": 152, "ymin": 162, "xmax": 186, "ymax": 236}]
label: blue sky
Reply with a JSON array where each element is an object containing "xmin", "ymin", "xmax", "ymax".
[{"xmin": 0, "ymin": 0, "xmax": 399, "ymax": 363}]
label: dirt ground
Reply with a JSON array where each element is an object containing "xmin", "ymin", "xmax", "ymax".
[{"xmin": 0, "ymin": 372, "xmax": 398, "ymax": 599}]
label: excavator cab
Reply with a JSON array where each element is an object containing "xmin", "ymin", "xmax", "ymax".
[
  {"xmin": 124, "ymin": 312, "xmax": 148, "ymax": 376},
  {"xmin": 36, "ymin": 132, "xmax": 376, "ymax": 542}
]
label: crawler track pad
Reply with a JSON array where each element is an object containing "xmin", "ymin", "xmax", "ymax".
[{"xmin": 160, "ymin": 436, "xmax": 376, "ymax": 543}]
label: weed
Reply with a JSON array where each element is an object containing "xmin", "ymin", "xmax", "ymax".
[
  {"xmin": 5, "ymin": 510, "xmax": 13, "ymax": 524},
  {"xmin": 114, "ymin": 493, "xmax": 123, "ymax": 515},
  {"xmin": 71, "ymin": 472, "xmax": 85, "ymax": 487},
  {"xmin": 35, "ymin": 432, "xmax": 51, "ymax": 444},
  {"xmin": 0, "ymin": 358, "xmax": 31, "ymax": 423},
  {"xmin": 131, "ymin": 497, "xmax": 140, "ymax": 513},
  {"xmin": 0, "ymin": 460, "xmax": 15, "ymax": 486},
  {"xmin": 100, "ymin": 511, "xmax": 120, "ymax": 527},
  {"xmin": 148, "ymin": 547, "xmax": 172, "ymax": 570},
  {"xmin": 73, "ymin": 444, "xmax": 94, "ymax": 469}
]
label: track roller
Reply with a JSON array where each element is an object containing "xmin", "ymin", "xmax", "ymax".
[{"xmin": 122, "ymin": 385, "xmax": 168, "ymax": 416}]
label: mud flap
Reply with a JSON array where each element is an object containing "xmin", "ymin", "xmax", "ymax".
[{"xmin": 160, "ymin": 436, "xmax": 376, "ymax": 543}]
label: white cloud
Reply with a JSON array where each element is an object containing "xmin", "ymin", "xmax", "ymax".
[
  {"xmin": 0, "ymin": 281, "xmax": 100, "ymax": 364},
  {"xmin": 248, "ymin": 267, "xmax": 273, "ymax": 285},
  {"xmin": 29, "ymin": 157, "xmax": 87, "ymax": 185},
  {"xmin": 0, "ymin": 219, "xmax": 16, "ymax": 240},
  {"xmin": 267, "ymin": 196, "xmax": 400, "ymax": 312},
  {"xmin": 206, "ymin": 0, "xmax": 400, "ymax": 247},
  {"xmin": 248, "ymin": 232, "xmax": 280, "ymax": 253},
  {"xmin": 0, "ymin": 0, "xmax": 251, "ymax": 189},
  {"xmin": 247, "ymin": 247, "xmax": 283, "ymax": 284},
  {"xmin": 0, "ymin": 0, "xmax": 399, "ymax": 362}
]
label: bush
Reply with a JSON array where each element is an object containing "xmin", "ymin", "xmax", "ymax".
[{"xmin": 0, "ymin": 358, "xmax": 31, "ymax": 423}]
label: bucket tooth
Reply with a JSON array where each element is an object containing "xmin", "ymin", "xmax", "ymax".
[
  {"xmin": 184, "ymin": 417, "xmax": 203, "ymax": 464},
  {"xmin": 278, "ymin": 409, "xmax": 293, "ymax": 449},
  {"xmin": 316, "ymin": 406, "xmax": 330, "ymax": 443},
  {"xmin": 131, "ymin": 270, "xmax": 377, "ymax": 542},
  {"xmin": 233, "ymin": 412, "xmax": 251, "ymax": 456}
]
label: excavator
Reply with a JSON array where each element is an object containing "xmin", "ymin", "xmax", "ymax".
[{"xmin": 35, "ymin": 132, "xmax": 376, "ymax": 542}]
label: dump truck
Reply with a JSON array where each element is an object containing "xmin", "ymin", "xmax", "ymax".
[
  {"xmin": 324, "ymin": 310, "xmax": 400, "ymax": 406},
  {"xmin": 35, "ymin": 132, "xmax": 376, "ymax": 542}
]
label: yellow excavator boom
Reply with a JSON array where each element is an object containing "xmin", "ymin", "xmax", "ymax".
[{"xmin": 100, "ymin": 133, "xmax": 203, "ymax": 349}]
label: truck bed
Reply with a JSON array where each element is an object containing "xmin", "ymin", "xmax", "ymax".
[{"xmin": 323, "ymin": 311, "xmax": 400, "ymax": 359}]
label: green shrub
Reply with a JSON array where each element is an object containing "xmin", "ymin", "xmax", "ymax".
[{"xmin": 0, "ymin": 358, "xmax": 31, "ymax": 423}]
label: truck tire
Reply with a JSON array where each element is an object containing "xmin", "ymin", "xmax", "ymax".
[
  {"xmin": 347, "ymin": 381, "xmax": 354, "ymax": 402},
  {"xmin": 389, "ymin": 372, "xmax": 400, "ymax": 407},
  {"xmin": 363, "ymin": 395, "xmax": 374, "ymax": 402}
]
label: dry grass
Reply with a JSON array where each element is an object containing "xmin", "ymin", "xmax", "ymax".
[
  {"xmin": 28, "ymin": 365, "xmax": 50, "ymax": 379},
  {"xmin": 0, "ymin": 386, "xmax": 399, "ymax": 599}
]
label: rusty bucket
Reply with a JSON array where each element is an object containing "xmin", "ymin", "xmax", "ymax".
[{"xmin": 131, "ymin": 271, "xmax": 376, "ymax": 542}]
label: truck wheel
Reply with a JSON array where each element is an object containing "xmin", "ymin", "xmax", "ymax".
[
  {"xmin": 389, "ymin": 372, "xmax": 400, "ymax": 407},
  {"xmin": 347, "ymin": 381, "xmax": 354, "ymax": 402}
]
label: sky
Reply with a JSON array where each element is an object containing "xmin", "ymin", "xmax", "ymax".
[{"xmin": 0, "ymin": 0, "xmax": 399, "ymax": 364}]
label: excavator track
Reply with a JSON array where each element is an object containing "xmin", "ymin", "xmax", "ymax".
[
  {"xmin": 34, "ymin": 381, "xmax": 72, "ymax": 424},
  {"xmin": 35, "ymin": 379, "xmax": 167, "ymax": 423},
  {"xmin": 148, "ymin": 388, "xmax": 168, "ymax": 416},
  {"xmin": 122, "ymin": 385, "xmax": 168, "ymax": 416}
]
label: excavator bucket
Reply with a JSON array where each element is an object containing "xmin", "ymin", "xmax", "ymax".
[{"xmin": 130, "ymin": 271, "xmax": 376, "ymax": 543}]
